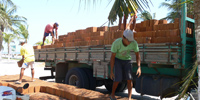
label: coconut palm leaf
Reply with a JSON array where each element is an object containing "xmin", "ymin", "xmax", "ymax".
[
  {"xmin": 79, "ymin": 0, "xmax": 152, "ymax": 25},
  {"xmin": 176, "ymin": 61, "xmax": 198, "ymax": 99},
  {"xmin": 159, "ymin": 0, "xmax": 194, "ymax": 23},
  {"xmin": 2, "ymin": 32, "xmax": 17, "ymax": 54},
  {"xmin": 137, "ymin": 10, "xmax": 153, "ymax": 21},
  {"xmin": 0, "ymin": 0, "xmax": 14, "ymax": 6},
  {"xmin": 14, "ymin": 24, "xmax": 29, "ymax": 42},
  {"xmin": 0, "ymin": 3, "xmax": 27, "ymax": 31}
]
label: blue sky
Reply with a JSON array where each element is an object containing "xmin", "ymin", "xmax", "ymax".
[{"xmin": 3, "ymin": 0, "xmax": 169, "ymax": 53}]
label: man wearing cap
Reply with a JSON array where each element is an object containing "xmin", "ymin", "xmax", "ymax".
[
  {"xmin": 109, "ymin": 29, "xmax": 141, "ymax": 99},
  {"xmin": 41, "ymin": 22, "xmax": 59, "ymax": 46},
  {"xmin": 15, "ymin": 40, "xmax": 35, "ymax": 84}
]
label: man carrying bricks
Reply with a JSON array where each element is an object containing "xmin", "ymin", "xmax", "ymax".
[
  {"xmin": 110, "ymin": 17, "xmax": 141, "ymax": 100},
  {"xmin": 41, "ymin": 22, "xmax": 59, "ymax": 46},
  {"xmin": 15, "ymin": 39, "xmax": 35, "ymax": 84}
]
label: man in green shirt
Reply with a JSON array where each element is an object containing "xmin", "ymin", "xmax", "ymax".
[{"xmin": 110, "ymin": 29, "xmax": 141, "ymax": 100}]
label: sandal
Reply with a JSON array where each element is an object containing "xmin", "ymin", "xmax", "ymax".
[
  {"xmin": 31, "ymin": 80, "xmax": 35, "ymax": 82},
  {"xmin": 15, "ymin": 81, "xmax": 22, "ymax": 84}
]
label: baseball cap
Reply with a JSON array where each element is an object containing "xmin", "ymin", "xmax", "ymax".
[
  {"xmin": 123, "ymin": 29, "xmax": 136, "ymax": 42},
  {"xmin": 19, "ymin": 39, "xmax": 26, "ymax": 45},
  {"xmin": 55, "ymin": 22, "xmax": 59, "ymax": 27}
]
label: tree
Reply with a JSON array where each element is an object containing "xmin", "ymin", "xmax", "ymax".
[
  {"xmin": 193, "ymin": 0, "xmax": 200, "ymax": 99},
  {"xmin": 106, "ymin": 0, "xmax": 152, "ymax": 25},
  {"xmin": 2, "ymin": 32, "xmax": 16, "ymax": 59},
  {"xmin": 137, "ymin": 10, "xmax": 156, "ymax": 21},
  {"xmin": 159, "ymin": 0, "xmax": 194, "ymax": 23},
  {"xmin": 15, "ymin": 24, "xmax": 29, "ymax": 42},
  {"xmin": 0, "ymin": 1, "xmax": 27, "ymax": 60}
]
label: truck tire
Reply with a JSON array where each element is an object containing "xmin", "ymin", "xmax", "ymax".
[
  {"xmin": 104, "ymin": 79, "xmax": 127, "ymax": 93},
  {"xmin": 65, "ymin": 68, "xmax": 90, "ymax": 89},
  {"xmin": 82, "ymin": 68, "xmax": 96, "ymax": 90}
]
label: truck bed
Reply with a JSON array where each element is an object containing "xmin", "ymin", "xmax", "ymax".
[{"xmin": 34, "ymin": 43, "xmax": 181, "ymax": 68}]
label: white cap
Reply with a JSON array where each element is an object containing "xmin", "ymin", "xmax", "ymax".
[
  {"xmin": 19, "ymin": 39, "xmax": 26, "ymax": 45},
  {"xmin": 123, "ymin": 29, "xmax": 136, "ymax": 42}
]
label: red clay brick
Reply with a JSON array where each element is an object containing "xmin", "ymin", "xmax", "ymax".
[
  {"xmin": 136, "ymin": 23, "xmax": 141, "ymax": 29},
  {"xmin": 0, "ymin": 82, "xmax": 8, "ymax": 86},
  {"xmin": 146, "ymin": 26, "xmax": 153, "ymax": 31},
  {"xmin": 55, "ymin": 89, "xmax": 62, "ymax": 97},
  {"xmin": 97, "ymin": 26, "xmax": 108, "ymax": 31},
  {"xmin": 28, "ymin": 86, "xmax": 35, "ymax": 93},
  {"xmin": 168, "ymin": 23, "xmax": 174, "ymax": 30},
  {"xmin": 170, "ymin": 29, "xmax": 179, "ymax": 37},
  {"xmin": 150, "ymin": 20, "xmax": 159, "ymax": 26},
  {"xmin": 158, "ymin": 20, "xmax": 168, "ymax": 24},
  {"xmin": 33, "ymin": 46, "xmax": 41, "ymax": 49},
  {"xmin": 40, "ymin": 86, "xmax": 46, "ymax": 93},
  {"xmin": 64, "ymin": 91, "xmax": 72, "ymax": 100},
  {"xmin": 86, "ymin": 27, "xmax": 97, "ymax": 33},
  {"xmin": 174, "ymin": 18, "xmax": 180, "ymax": 23},
  {"xmin": 141, "ymin": 21, "xmax": 147, "ymax": 27},
  {"xmin": 34, "ymin": 86, "xmax": 41, "ymax": 92},
  {"xmin": 109, "ymin": 26, "xmax": 118, "ymax": 31},
  {"xmin": 17, "ymin": 87, "xmax": 29, "ymax": 94},
  {"xmin": 8, "ymin": 84, "xmax": 17, "ymax": 90},
  {"xmin": 170, "ymin": 37, "xmax": 181, "ymax": 43},
  {"xmin": 60, "ymin": 90, "xmax": 66, "ymax": 98},
  {"xmin": 76, "ymin": 29, "xmax": 85, "ymax": 34},
  {"xmin": 153, "ymin": 25, "xmax": 159, "ymax": 31},
  {"xmin": 174, "ymin": 23, "xmax": 179, "ymax": 29}
]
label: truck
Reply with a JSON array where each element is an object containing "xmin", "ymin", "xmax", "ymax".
[{"xmin": 34, "ymin": 1, "xmax": 196, "ymax": 99}]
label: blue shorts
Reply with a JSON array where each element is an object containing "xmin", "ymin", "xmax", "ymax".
[
  {"xmin": 114, "ymin": 57, "xmax": 133, "ymax": 82},
  {"xmin": 44, "ymin": 31, "xmax": 54, "ymax": 37}
]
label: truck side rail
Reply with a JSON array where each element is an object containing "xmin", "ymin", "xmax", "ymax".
[{"xmin": 34, "ymin": 43, "xmax": 181, "ymax": 66}]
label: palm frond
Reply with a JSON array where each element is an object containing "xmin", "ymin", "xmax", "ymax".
[
  {"xmin": 0, "ymin": 0, "xmax": 14, "ymax": 7},
  {"xmin": 108, "ymin": 0, "xmax": 152, "ymax": 25},
  {"xmin": 176, "ymin": 61, "xmax": 198, "ymax": 99},
  {"xmin": 137, "ymin": 10, "xmax": 153, "ymax": 21}
]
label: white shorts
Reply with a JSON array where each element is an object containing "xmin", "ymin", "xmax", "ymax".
[{"xmin": 21, "ymin": 61, "xmax": 35, "ymax": 69}]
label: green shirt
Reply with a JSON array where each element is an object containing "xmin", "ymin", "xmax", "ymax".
[{"xmin": 111, "ymin": 38, "xmax": 139, "ymax": 60}]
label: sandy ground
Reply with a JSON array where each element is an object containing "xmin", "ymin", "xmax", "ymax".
[{"xmin": 0, "ymin": 59, "xmax": 178, "ymax": 100}]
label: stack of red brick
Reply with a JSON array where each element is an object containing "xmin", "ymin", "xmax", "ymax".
[{"xmin": 33, "ymin": 18, "xmax": 193, "ymax": 49}]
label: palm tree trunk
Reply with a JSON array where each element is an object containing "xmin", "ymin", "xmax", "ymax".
[
  {"xmin": 7, "ymin": 43, "xmax": 10, "ymax": 60},
  {"xmin": 0, "ymin": 25, "xmax": 4, "ymax": 61},
  {"xmin": 194, "ymin": 0, "xmax": 200, "ymax": 100}
]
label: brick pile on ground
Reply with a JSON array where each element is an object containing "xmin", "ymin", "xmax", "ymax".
[
  {"xmin": 33, "ymin": 18, "xmax": 194, "ymax": 49},
  {"xmin": 0, "ymin": 75, "xmax": 136, "ymax": 100}
]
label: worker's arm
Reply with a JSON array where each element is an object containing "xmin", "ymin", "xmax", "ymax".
[
  {"xmin": 135, "ymin": 52, "xmax": 141, "ymax": 77},
  {"xmin": 22, "ymin": 55, "xmax": 24, "ymax": 60},
  {"xmin": 110, "ymin": 53, "xmax": 116, "ymax": 80},
  {"xmin": 126, "ymin": 11, "xmax": 137, "ymax": 30}
]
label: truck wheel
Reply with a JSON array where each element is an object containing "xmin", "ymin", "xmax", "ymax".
[
  {"xmin": 82, "ymin": 68, "xmax": 96, "ymax": 90},
  {"xmin": 104, "ymin": 79, "xmax": 127, "ymax": 93},
  {"xmin": 65, "ymin": 68, "xmax": 90, "ymax": 89}
]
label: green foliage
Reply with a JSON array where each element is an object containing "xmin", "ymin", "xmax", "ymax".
[
  {"xmin": 137, "ymin": 10, "xmax": 155, "ymax": 21},
  {"xmin": 159, "ymin": 0, "xmax": 194, "ymax": 23},
  {"xmin": 2, "ymin": 32, "xmax": 16, "ymax": 54},
  {"xmin": 0, "ymin": 2, "xmax": 27, "ymax": 31},
  {"xmin": 176, "ymin": 61, "xmax": 198, "ymax": 99},
  {"xmin": 15, "ymin": 24, "xmax": 29, "ymax": 42},
  {"xmin": 107, "ymin": 0, "xmax": 152, "ymax": 25}
]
